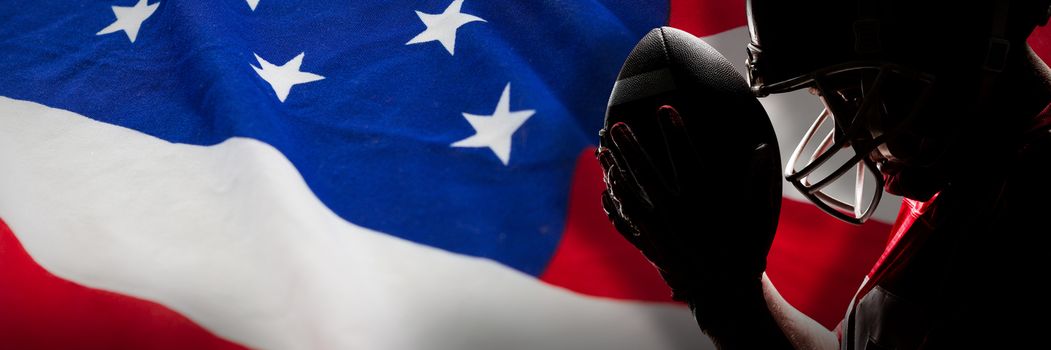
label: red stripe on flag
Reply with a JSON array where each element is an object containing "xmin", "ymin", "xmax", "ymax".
[
  {"xmin": 668, "ymin": 0, "xmax": 747, "ymax": 38},
  {"xmin": 540, "ymin": 149, "xmax": 674, "ymax": 302},
  {"xmin": 0, "ymin": 219, "xmax": 246, "ymax": 350},
  {"xmin": 541, "ymin": 148, "xmax": 890, "ymax": 328},
  {"xmin": 765, "ymin": 200, "xmax": 889, "ymax": 328}
]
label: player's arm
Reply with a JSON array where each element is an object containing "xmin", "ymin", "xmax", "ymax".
[
  {"xmin": 758, "ymin": 274, "xmax": 839, "ymax": 350},
  {"xmin": 678, "ymin": 272, "xmax": 789, "ymax": 349},
  {"xmin": 679, "ymin": 273, "xmax": 837, "ymax": 349}
]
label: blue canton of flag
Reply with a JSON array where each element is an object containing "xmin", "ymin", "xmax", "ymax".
[{"xmin": 0, "ymin": 0, "xmax": 665, "ymax": 275}]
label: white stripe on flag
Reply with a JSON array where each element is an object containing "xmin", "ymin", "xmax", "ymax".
[{"xmin": 0, "ymin": 96, "xmax": 712, "ymax": 350}]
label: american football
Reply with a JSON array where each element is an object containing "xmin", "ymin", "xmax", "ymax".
[{"xmin": 601, "ymin": 26, "xmax": 781, "ymax": 220}]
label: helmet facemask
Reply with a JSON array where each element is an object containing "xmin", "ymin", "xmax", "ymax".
[{"xmin": 756, "ymin": 61, "xmax": 935, "ymax": 224}]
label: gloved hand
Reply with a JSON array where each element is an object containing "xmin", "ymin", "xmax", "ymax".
[{"xmin": 597, "ymin": 105, "xmax": 781, "ymax": 303}]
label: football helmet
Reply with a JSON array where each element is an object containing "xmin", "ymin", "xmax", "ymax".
[{"xmin": 746, "ymin": 0, "xmax": 1051, "ymax": 224}]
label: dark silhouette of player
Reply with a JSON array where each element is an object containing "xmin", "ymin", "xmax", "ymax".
[{"xmin": 598, "ymin": 1, "xmax": 1051, "ymax": 348}]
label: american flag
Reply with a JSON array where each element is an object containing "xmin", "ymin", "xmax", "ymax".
[{"xmin": 2, "ymin": 0, "xmax": 1049, "ymax": 348}]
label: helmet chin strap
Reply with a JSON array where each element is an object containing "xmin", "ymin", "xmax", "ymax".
[
  {"xmin": 978, "ymin": 0, "xmax": 1011, "ymax": 98},
  {"xmin": 935, "ymin": 0, "xmax": 1013, "ymax": 187}
]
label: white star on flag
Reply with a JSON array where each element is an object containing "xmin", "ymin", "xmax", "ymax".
[
  {"xmin": 251, "ymin": 52, "xmax": 325, "ymax": 103},
  {"xmin": 96, "ymin": 0, "xmax": 160, "ymax": 43},
  {"xmin": 452, "ymin": 83, "xmax": 535, "ymax": 165},
  {"xmin": 406, "ymin": 0, "xmax": 486, "ymax": 55},
  {"xmin": 246, "ymin": 0, "xmax": 259, "ymax": 11}
]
